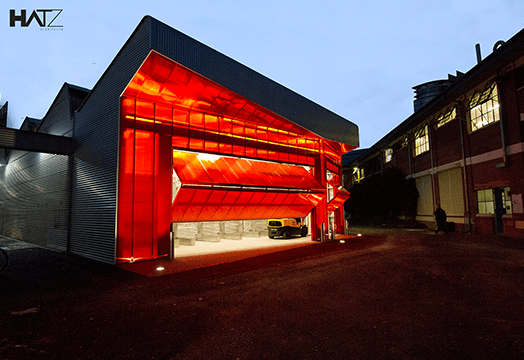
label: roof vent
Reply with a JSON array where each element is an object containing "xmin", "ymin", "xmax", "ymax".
[{"xmin": 412, "ymin": 80, "xmax": 450, "ymax": 112}]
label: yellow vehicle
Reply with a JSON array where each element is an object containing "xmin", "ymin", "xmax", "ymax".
[{"xmin": 267, "ymin": 218, "xmax": 308, "ymax": 239}]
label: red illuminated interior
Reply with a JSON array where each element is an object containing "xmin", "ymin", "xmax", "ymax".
[
  {"xmin": 116, "ymin": 50, "xmax": 354, "ymax": 263},
  {"xmin": 171, "ymin": 151, "xmax": 324, "ymax": 222}
]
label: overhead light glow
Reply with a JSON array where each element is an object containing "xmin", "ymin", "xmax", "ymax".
[{"xmin": 196, "ymin": 153, "xmax": 222, "ymax": 162}]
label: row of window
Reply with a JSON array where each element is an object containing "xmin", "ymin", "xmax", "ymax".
[{"xmin": 385, "ymin": 83, "xmax": 500, "ymax": 161}]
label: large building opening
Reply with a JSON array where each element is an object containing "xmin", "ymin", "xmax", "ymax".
[{"xmin": 116, "ymin": 51, "xmax": 350, "ymax": 263}]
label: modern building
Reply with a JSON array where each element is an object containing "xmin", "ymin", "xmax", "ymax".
[
  {"xmin": 344, "ymin": 27, "xmax": 524, "ymax": 238},
  {"xmin": 0, "ymin": 16, "xmax": 359, "ymax": 264}
]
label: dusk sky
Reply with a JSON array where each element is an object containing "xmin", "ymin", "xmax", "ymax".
[{"xmin": 1, "ymin": 1, "xmax": 523, "ymax": 149}]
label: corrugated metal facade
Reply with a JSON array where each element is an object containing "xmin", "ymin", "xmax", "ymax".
[
  {"xmin": 0, "ymin": 84, "xmax": 86, "ymax": 250},
  {"xmin": 68, "ymin": 18, "xmax": 152, "ymax": 264},
  {"xmin": 0, "ymin": 152, "xmax": 70, "ymax": 249}
]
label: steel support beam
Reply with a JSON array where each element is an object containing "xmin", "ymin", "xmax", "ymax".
[{"xmin": 0, "ymin": 127, "xmax": 73, "ymax": 156}]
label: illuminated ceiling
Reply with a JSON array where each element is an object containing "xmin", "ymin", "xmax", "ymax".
[{"xmin": 122, "ymin": 50, "xmax": 355, "ymax": 156}]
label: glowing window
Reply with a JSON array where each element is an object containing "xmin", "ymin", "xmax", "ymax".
[
  {"xmin": 384, "ymin": 148, "xmax": 393, "ymax": 163},
  {"xmin": 469, "ymin": 83, "xmax": 500, "ymax": 132},
  {"xmin": 477, "ymin": 189, "xmax": 494, "ymax": 214},
  {"xmin": 436, "ymin": 107, "xmax": 456, "ymax": 128},
  {"xmin": 401, "ymin": 136, "xmax": 408, "ymax": 148},
  {"xmin": 353, "ymin": 167, "xmax": 364, "ymax": 183},
  {"xmin": 414, "ymin": 125, "xmax": 429, "ymax": 156}
]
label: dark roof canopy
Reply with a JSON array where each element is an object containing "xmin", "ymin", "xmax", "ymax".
[
  {"xmin": 145, "ymin": 16, "xmax": 358, "ymax": 148},
  {"xmin": 83, "ymin": 16, "xmax": 354, "ymax": 150}
]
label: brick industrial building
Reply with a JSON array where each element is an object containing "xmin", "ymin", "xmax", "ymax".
[{"xmin": 344, "ymin": 27, "xmax": 524, "ymax": 238}]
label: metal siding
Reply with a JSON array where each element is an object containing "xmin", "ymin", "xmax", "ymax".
[
  {"xmin": 0, "ymin": 85, "xmax": 75, "ymax": 250},
  {"xmin": 38, "ymin": 86, "xmax": 74, "ymax": 137},
  {"xmin": 0, "ymin": 150, "xmax": 71, "ymax": 250},
  {"xmin": 149, "ymin": 17, "xmax": 358, "ymax": 147},
  {"xmin": 68, "ymin": 18, "xmax": 152, "ymax": 264}
]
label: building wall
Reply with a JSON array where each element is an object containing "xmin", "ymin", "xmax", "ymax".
[
  {"xmin": 344, "ymin": 46, "xmax": 524, "ymax": 238},
  {"xmin": 434, "ymin": 120, "xmax": 463, "ymax": 167},
  {"xmin": 0, "ymin": 85, "xmax": 74, "ymax": 249}
]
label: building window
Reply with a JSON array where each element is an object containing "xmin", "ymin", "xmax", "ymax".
[
  {"xmin": 401, "ymin": 136, "xmax": 408, "ymax": 148},
  {"xmin": 436, "ymin": 106, "xmax": 456, "ymax": 128},
  {"xmin": 353, "ymin": 167, "xmax": 364, "ymax": 183},
  {"xmin": 414, "ymin": 125, "xmax": 429, "ymax": 156},
  {"xmin": 503, "ymin": 187, "xmax": 512, "ymax": 214},
  {"xmin": 477, "ymin": 187, "xmax": 512, "ymax": 215},
  {"xmin": 469, "ymin": 83, "xmax": 500, "ymax": 132},
  {"xmin": 384, "ymin": 148, "xmax": 393, "ymax": 163},
  {"xmin": 477, "ymin": 189, "xmax": 494, "ymax": 214}
]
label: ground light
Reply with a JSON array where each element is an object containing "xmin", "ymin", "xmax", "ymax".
[
  {"xmin": 340, "ymin": 240, "xmax": 345, "ymax": 243},
  {"xmin": 156, "ymin": 266, "xmax": 165, "ymax": 271}
]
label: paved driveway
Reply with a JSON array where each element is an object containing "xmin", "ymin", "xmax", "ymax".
[{"xmin": 1, "ymin": 231, "xmax": 523, "ymax": 359}]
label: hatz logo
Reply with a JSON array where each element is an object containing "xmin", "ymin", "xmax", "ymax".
[{"xmin": 9, "ymin": 9, "xmax": 63, "ymax": 29}]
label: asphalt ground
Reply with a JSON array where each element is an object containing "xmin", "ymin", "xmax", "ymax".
[{"xmin": 1, "ymin": 230, "xmax": 524, "ymax": 359}]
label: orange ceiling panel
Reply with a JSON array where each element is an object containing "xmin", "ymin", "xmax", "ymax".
[
  {"xmin": 122, "ymin": 51, "xmax": 319, "ymax": 139},
  {"xmin": 172, "ymin": 187, "xmax": 322, "ymax": 222},
  {"xmin": 171, "ymin": 151, "xmax": 326, "ymax": 222},
  {"xmin": 172, "ymin": 151, "xmax": 324, "ymax": 192}
]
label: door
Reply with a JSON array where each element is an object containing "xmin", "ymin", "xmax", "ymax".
[{"xmin": 493, "ymin": 188, "xmax": 506, "ymax": 233}]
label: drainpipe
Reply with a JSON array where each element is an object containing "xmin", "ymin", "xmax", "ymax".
[
  {"xmin": 66, "ymin": 120, "xmax": 75, "ymax": 253},
  {"xmin": 457, "ymin": 104, "xmax": 471, "ymax": 233},
  {"xmin": 408, "ymin": 134, "xmax": 413, "ymax": 178},
  {"xmin": 495, "ymin": 82, "xmax": 508, "ymax": 167},
  {"xmin": 428, "ymin": 123, "xmax": 437, "ymax": 209},
  {"xmin": 380, "ymin": 149, "xmax": 384, "ymax": 176}
]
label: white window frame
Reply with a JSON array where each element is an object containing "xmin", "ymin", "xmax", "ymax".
[
  {"xmin": 414, "ymin": 125, "xmax": 429, "ymax": 156},
  {"xmin": 436, "ymin": 106, "xmax": 457, "ymax": 128},
  {"xmin": 469, "ymin": 83, "xmax": 500, "ymax": 132},
  {"xmin": 384, "ymin": 148, "xmax": 393, "ymax": 163}
]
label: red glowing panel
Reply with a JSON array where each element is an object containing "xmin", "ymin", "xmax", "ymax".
[{"xmin": 327, "ymin": 187, "xmax": 350, "ymax": 214}]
